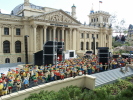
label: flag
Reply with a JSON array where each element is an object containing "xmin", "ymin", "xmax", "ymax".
[{"xmin": 99, "ymin": 1, "xmax": 102, "ymax": 3}]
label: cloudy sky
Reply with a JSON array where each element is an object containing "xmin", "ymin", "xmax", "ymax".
[{"xmin": 0, "ymin": 0, "xmax": 132, "ymax": 28}]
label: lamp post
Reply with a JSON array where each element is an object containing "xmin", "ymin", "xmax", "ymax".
[
  {"xmin": 93, "ymin": 36, "xmax": 95, "ymax": 55},
  {"xmin": 24, "ymin": 35, "xmax": 29, "ymax": 64}
]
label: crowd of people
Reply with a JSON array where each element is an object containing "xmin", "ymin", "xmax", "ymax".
[
  {"xmin": 0, "ymin": 55, "xmax": 132, "ymax": 96},
  {"xmin": 115, "ymin": 35, "xmax": 126, "ymax": 44}
]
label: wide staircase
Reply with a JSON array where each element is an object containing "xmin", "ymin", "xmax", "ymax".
[{"xmin": 91, "ymin": 67, "xmax": 133, "ymax": 87}]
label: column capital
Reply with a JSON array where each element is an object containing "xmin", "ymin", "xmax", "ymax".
[
  {"xmin": 61, "ymin": 27, "xmax": 65, "ymax": 31},
  {"xmin": 53, "ymin": 26, "xmax": 57, "ymax": 30},
  {"xmin": 32, "ymin": 24, "xmax": 37, "ymax": 28},
  {"xmin": 43, "ymin": 25, "xmax": 47, "ymax": 29},
  {"xmin": 11, "ymin": 25, "xmax": 16, "ymax": 29},
  {"xmin": 0, "ymin": 24, "xmax": 4, "ymax": 28},
  {"xmin": 69, "ymin": 28, "xmax": 73, "ymax": 31}
]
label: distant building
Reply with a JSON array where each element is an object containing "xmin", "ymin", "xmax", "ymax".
[
  {"xmin": 0, "ymin": 0, "xmax": 112, "ymax": 64},
  {"xmin": 127, "ymin": 24, "xmax": 133, "ymax": 45}
]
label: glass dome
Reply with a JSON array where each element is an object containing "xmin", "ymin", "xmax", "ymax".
[{"xmin": 12, "ymin": 3, "xmax": 44, "ymax": 15}]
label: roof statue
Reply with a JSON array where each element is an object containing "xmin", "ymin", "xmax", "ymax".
[
  {"xmin": 72, "ymin": 4, "xmax": 76, "ymax": 8},
  {"xmin": 24, "ymin": 0, "xmax": 29, "ymax": 4},
  {"xmin": 24, "ymin": 0, "xmax": 30, "ymax": 6}
]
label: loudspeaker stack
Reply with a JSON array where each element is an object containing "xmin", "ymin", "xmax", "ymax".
[
  {"xmin": 43, "ymin": 41, "xmax": 58, "ymax": 65},
  {"xmin": 97, "ymin": 47, "xmax": 109, "ymax": 65}
]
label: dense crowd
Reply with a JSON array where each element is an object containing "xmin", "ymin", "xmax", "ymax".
[{"xmin": 0, "ymin": 55, "xmax": 132, "ymax": 96}]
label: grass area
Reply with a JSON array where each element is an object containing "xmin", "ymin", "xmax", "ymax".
[{"xmin": 25, "ymin": 76, "xmax": 133, "ymax": 100}]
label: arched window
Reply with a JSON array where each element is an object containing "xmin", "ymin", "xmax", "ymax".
[
  {"xmin": 91, "ymin": 19, "xmax": 93, "ymax": 22},
  {"xmin": 103, "ymin": 18, "xmax": 105, "ymax": 22},
  {"xmin": 97, "ymin": 18, "xmax": 98, "ymax": 22},
  {"xmin": 17, "ymin": 57, "xmax": 21, "ymax": 62},
  {"xmin": 86, "ymin": 42, "xmax": 89, "ymax": 50},
  {"xmin": 81, "ymin": 42, "xmax": 84, "ymax": 50},
  {"xmin": 15, "ymin": 41, "xmax": 21, "ymax": 53},
  {"xmin": 3, "ymin": 40, "xmax": 10, "ymax": 53},
  {"xmin": 5, "ymin": 58, "xmax": 10, "ymax": 63}
]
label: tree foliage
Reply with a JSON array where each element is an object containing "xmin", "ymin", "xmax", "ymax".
[
  {"xmin": 25, "ymin": 76, "xmax": 133, "ymax": 100},
  {"xmin": 110, "ymin": 12, "xmax": 128, "ymax": 35}
]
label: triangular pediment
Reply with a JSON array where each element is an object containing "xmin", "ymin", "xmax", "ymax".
[{"xmin": 33, "ymin": 10, "xmax": 81, "ymax": 25}]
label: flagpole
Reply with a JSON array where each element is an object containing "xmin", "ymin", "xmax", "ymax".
[{"xmin": 99, "ymin": 2, "xmax": 100, "ymax": 11}]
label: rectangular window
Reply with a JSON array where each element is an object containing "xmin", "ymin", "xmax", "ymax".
[
  {"xmin": 87, "ymin": 34, "xmax": 89, "ymax": 38},
  {"xmin": 106, "ymin": 35, "xmax": 108, "ymax": 40},
  {"xmin": 81, "ymin": 33, "xmax": 84, "ymax": 38},
  {"xmin": 97, "ymin": 34, "xmax": 98, "ymax": 38},
  {"xmin": 16, "ymin": 28, "xmax": 20, "ymax": 35},
  {"xmin": 92, "ymin": 34, "xmax": 94, "ymax": 38},
  {"xmin": 4, "ymin": 28, "xmax": 9, "ymax": 35}
]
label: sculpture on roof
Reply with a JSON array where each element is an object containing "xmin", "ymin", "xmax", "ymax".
[
  {"xmin": 24, "ymin": 0, "xmax": 29, "ymax": 3},
  {"xmin": 24, "ymin": 0, "xmax": 30, "ymax": 6}
]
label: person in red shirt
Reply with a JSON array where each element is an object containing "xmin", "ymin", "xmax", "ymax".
[{"xmin": 56, "ymin": 71, "xmax": 60, "ymax": 80}]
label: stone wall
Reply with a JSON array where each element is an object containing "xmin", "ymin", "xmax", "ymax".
[{"xmin": 0, "ymin": 75, "xmax": 96, "ymax": 100}]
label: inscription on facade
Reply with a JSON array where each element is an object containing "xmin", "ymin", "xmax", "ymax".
[{"xmin": 50, "ymin": 24, "xmax": 68, "ymax": 27}]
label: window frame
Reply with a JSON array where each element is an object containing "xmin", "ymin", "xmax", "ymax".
[
  {"xmin": 15, "ymin": 41, "xmax": 21, "ymax": 53},
  {"xmin": 17, "ymin": 57, "xmax": 21, "ymax": 62},
  {"xmin": 5, "ymin": 58, "xmax": 10, "ymax": 63},
  {"xmin": 87, "ymin": 34, "xmax": 89, "ymax": 38},
  {"xmin": 16, "ymin": 28, "xmax": 21, "ymax": 35},
  {"xmin": 3, "ymin": 40, "xmax": 10, "ymax": 53},
  {"xmin": 81, "ymin": 33, "xmax": 84, "ymax": 38},
  {"xmin": 4, "ymin": 27, "xmax": 9, "ymax": 35},
  {"xmin": 81, "ymin": 42, "xmax": 84, "ymax": 50}
]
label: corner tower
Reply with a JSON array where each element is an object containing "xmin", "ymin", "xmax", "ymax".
[
  {"xmin": 71, "ymin": 4, "xmax": 77, "ymax": 19},
  {"xmin": 88, "ymin": 11, "xmax": 111, "ymax": 27}
]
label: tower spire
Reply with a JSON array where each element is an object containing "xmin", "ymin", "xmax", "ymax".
[
  {"xmin": 90, "ymin": 3, "xmax": 94, "ymax": 13},
  {"xmin": 71, "ymin": 4, "xmax": 77, "ymax": 19}
]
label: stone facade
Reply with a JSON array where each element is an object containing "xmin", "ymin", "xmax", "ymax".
[{"xmin": 0, "ymin": 0, "xmax": 112, "ymax": 64}]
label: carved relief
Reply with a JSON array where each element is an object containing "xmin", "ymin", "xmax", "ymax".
[{"xmin": 35, "ymin": 10, "xmax": 79, "ymax": 24}]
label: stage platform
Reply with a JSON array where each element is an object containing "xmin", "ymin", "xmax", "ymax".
[{"xmin": 91, "ymin": 67, "xmax": 133, "ymax": 87}]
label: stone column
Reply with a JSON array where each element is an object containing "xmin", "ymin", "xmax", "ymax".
[
  {"xmin": 69, "ymin": 28, "xmax": 72, "ymax": 50},
  {"xmin": 73, "ymin": 28, "xmax": 77, "ymax": 50},
  {"xmin": 43, "ymin": 25, "xmax": 47, "ymax": 43},
  {"xmin": 58, "ymin": 29, "xmax": 60, "ymax": 42},
  {"xmin": 49, "ymin": 28, "xmax": 52, "ymax": 41},
  {"xmin": 40, "ymin": 27, "xmax": 43, "ymax": 50},
  {"xmin": 89, "ymin": 32, "xmax": 92, "ymax": 50},
  {"xmin": 0, "ymin": 25, "xmax": 2, "ymax": 54},
  {"xmin": 53, "ymin": 26, "xmax": 56, "ymax": 41},
  {"xmin": 103, "ymin": 33, "xmax": 105, "ymax": 47},
  {"xmin": 108, "ymin": 32, "xmax": 112, "ymax": 49},
  {"xmin": 33, "ymin": 24, "xmax": 37, "ymax": 53},
  {"xmin": 99, "ymin": 32, "xmax": 103, "ymax": 47},
  {"xmin": 84, "ymin": 32, "xmax": 86, "ymax": 51},
  {"xmin": 11, "ymin": 25, "xmax": 15, "ymax": 53},
  {"xmin": 76, "ymin": 29, "xmax": 80, "ymax": 51},
  {"xmin": 65, "ymin": 29, "xmax": 69, "ymax": 50},
  {"xmin": 61, "ymin": 27, "xmax": 65, "ymax": 42}
]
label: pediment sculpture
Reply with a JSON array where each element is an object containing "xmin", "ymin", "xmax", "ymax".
[{"xmin": 34, "ymin": 10, "xmax": 80, "ymax": 24}]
